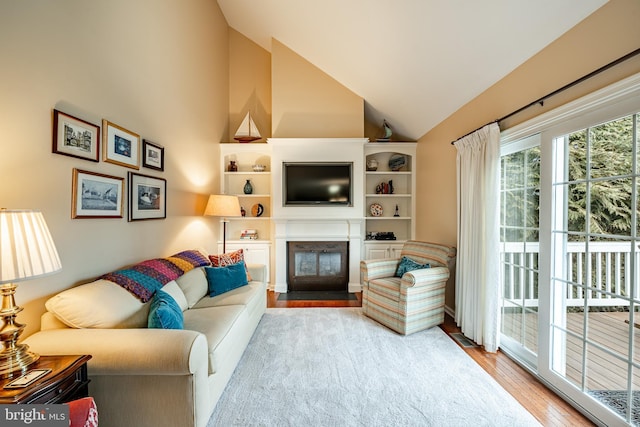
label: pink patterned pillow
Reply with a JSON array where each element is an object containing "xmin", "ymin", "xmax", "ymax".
[{"xmin": 209, "ymin": 249, "xmax": 252, "ymax": 281}]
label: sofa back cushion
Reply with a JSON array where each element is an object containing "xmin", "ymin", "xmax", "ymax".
[
  {"xmin": 45, "ymin": 279, "xmax": 150, "ymax": 329},
  {"xmin": 162, "ymin": 280, "xmax": 189, "ymax": 311},
  {"xmin": 175, "ymin": 268, "xmax": 208, "ymax": 308}
]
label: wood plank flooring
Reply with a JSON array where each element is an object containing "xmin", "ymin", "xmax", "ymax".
[{"xmin": 267, "ymin": 291, "xmax": 595, "ymax": 426}]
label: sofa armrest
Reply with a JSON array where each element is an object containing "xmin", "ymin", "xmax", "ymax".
[
  {"xmin": 360, "ymin": 258, "xmax": 400, "ymax": 281},
  {"xmin": 401, "ymin": 266, "xmax": 450, "ymax": 288},
  {"xmin": 246, "ymin": 263, "xmax": 266, "ymax": 283},
  {"xmin": 24, "ymin": 328, "xmax": 208, "ymax": 376}
]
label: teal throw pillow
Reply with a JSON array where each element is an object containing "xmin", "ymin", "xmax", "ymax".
[
  {"xmin": 395, "ymin": 256, "xmax": 431, "ymax": 277},
  {"xmin": 148, "ymin": 289, "xmax": 184, "ymax": 329},
  {"xmin": 205, "ymin": 261, "xmax": 248, "ymax": 297}
]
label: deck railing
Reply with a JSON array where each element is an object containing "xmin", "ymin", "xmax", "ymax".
[{"xmin": 501, "ymin": 241, "xmax": 638, "ymax": 308}]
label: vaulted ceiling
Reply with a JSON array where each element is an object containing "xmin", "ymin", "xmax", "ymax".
[{"xmin": 217, "ymin": 0, "xmax": 607, "ymax": 140}]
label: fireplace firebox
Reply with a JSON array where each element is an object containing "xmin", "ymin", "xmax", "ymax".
[{"xmin": 287, "ymin": 241, "xmax": 348, "ymax": 291}]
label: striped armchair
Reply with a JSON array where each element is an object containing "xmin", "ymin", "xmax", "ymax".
[{"xmin": 360, "ymin": 241, "xmax": 456, "ymax": 335}]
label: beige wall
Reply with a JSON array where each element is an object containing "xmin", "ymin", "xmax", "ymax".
[
  {"xmin": 0, "ymin": 0, "xmax": 230, "ymax": 337},
  {"xmin": 417, "ymin": 0, "xmax": 640, "ymax": 310},
  {"xmin": 271, "ymin": 39, "xmax": 364, "ymax": 138},
  {"xmin": 229, "ymin": 29, "xmax": 272, "ymax": 141}
]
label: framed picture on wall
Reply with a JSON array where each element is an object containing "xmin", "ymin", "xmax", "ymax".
[
  {"xmin": 52, "ymin": 110, "xmax": 100, "ymax": 162},
  {"xmin": 128, "ymin": 172, "xmax": 166, "ymax": 221},
  {"xmin": 103, "ymin": 119, "xmax": 140, "ymax": 169},
  {"xmin": 72, "ymin": 169, "xmax": 124, "ymax": 218},
  {"xmin": 142, "ymin": 139, "xmax": 164, "ymax": 171}
]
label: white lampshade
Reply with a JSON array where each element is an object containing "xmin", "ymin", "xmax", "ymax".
[
  {"xmin": 0, "ymin": 209, "xmax": 62, "ymax": 284},
  {"xmin": 203, "ymin": 195, "xmax": 241, "ymax": 218}
]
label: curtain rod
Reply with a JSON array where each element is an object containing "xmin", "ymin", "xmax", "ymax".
[{"xmin": 450, "ymin": 47, "xmax": 640, "ymax": 145}]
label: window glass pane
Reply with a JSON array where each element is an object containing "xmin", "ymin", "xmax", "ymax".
[
  {"xmin": 567, "ymin": 183, "xmax": 587, "ymax": 234},
  {"xmin": 503, "ymin": 151, "xmax": 525, "ymax": 189},
  {"xmin": 589, "ymin": 178, "xmax": 632, "ymax": 237},
  {"xmin": 585, "ymin": 295, "xmax": 630, "ymax": 359},
  {"xmin": 568, "ymin": 129, "xmax": 587, "ymax": 182},
  {"xmin": 590, "ymin": 116, "xmax": 633, "ymax": 179},
  {"xmin": 503, "ymin": 189, "xmax": 525, "ymax": 227}
]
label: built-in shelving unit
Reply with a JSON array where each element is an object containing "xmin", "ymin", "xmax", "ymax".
[
  {"xmin": 219, "ymin": 143, "xmax": 272, "ymax": 280},
  {"xmin": 363, "ymin": 142, "xmax": 416, "ymax": 259}
]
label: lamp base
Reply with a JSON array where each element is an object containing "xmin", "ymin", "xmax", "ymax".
[
  {"xmin": 0, "ymin": 282, "xmax": 39, "ymax": 378},
  {"xmin": 0, "ymin": 344, "xmax": 39, "ymax": 379}
]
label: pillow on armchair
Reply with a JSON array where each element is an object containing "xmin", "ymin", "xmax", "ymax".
[{"xmin": 395, "ymin": 256, "xmax": 431, "ymax": 277}]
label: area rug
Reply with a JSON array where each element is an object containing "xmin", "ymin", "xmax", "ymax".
[
  {"xmin": 208, "ymin": 308, "xmax": 541, "ymax": 427},
  {"xmin": 277, "ymin": 291, "xmax": 357, "ymax": 301}
]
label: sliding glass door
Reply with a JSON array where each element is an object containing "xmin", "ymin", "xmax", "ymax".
[
  {"xmin": 498, "ymin": 74, "xmax": 640, "ymax": 426},
  {"xmin": 548, "ymin": 114, "xmax": 640, "ymax": 425},
  {"xmin": 500, "ymin": 135, "xmax": 541, "ymax": 368}
]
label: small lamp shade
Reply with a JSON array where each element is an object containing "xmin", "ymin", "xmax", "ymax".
[
  {"xmin": 204, "ymin": 195, "xmax": 241, "ymax": 218},
  {"xmin": 204, "ymin": 195, "xmax": 241, "ymax": 254},
  {"xmin": 0, "ymin": 209, "xmax": 61, "ymax": 284},
  {"xmin": 0, "ymin": 209, "xmax": 61, "ymax": 378}
]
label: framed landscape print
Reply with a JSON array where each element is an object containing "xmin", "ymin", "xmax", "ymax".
[
  {"xmin": 52, "ymin": 109, "xmax": 100, "ymax": 162},
  {"xmin": 72, "ymin": 169, "xmax": 124, "ymax": 218},
  {"xmin": 103, "ymin": 119, "xmax": 140, "ymax": 169},
  {"xmin": 128, "ymin": 172, "xmax": 166, "ymax": 221},
  {"xmin": 142, "ymin": 139, "xmax": 164, "ymax": 171}
]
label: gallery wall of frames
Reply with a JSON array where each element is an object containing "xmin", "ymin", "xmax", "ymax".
[{"xmin": 52, "ymin": 109, "xmax": 167, "ymax": 222}]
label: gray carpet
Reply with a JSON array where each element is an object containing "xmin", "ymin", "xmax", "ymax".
[{"xmin": 208, "ymin": 308, "xmax": 541, "ymax": 427}]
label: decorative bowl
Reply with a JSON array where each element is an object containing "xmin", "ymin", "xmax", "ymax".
[{"xmin": 252, "ymin": 164, "xmax": 266, "ymax": 172}]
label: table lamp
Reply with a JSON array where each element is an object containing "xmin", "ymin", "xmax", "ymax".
[
  {"xmin": 204, "ymin": 195, "xmax": 241, "ymax": 253},
  {"xmin": 0, "ymin": 209, "xmax": 61, "ymax": 378}
]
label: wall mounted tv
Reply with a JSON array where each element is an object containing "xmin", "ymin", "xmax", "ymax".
[{"xmin": 283, "ymin": 162, "xmax": 353, "ymax": 206}]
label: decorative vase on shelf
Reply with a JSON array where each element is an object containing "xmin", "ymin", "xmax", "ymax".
[
  {"xmin": 228, "ymin": 161, "xmax": 237, "ymax": 172},
  {"xmin": 243, "ymin": 180, "xmax": 253, "ymax": 194}
]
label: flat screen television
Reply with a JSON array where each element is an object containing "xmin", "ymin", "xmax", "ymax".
[{"xmin": 283, "ymin": 162, "xmax": 353, "ymax": 206}]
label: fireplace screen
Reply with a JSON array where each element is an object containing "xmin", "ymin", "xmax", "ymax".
[{"xmin": 288, "ymin": 242, "xmax": 348, "ymax": 291}]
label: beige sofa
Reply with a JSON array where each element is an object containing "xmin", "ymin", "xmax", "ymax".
[{"xmin": 24, "ymin": 260, "xmax": 267, "ymax": 427}]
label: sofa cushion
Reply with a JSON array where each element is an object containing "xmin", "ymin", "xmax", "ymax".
[
  {"xmin": 45, "ymin": 279, "xmax": 149, "ymax": 329},
  {"xmin": 162, "ymin": 280, "xmax": 188, "ymax": 312},
  {"xmin": 183, "ymin": 305, "xmax": 244, "ymax": 374},
  {"xmin": 395, "ymin": 256, "xmax": 431, "ymax": 277},
  {"xmin": 148, "ymin": 290, "xmax": 184, "ymax": 329},
  {"xmin": 191, "ymin": 282, "xmax": 264, "ymax": 309},
  {"xmin": 175, "ymin": 268, "xmax": 208, "ymax": 308},
  {"xmin": 209, "ymin": 249, "xmax": 252, "ymax": 281},
  {"xmin": 205, "ymin": 262, "xmax": 248, "ymax": 297}
]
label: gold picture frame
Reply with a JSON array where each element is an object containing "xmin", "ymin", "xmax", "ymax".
[
  {"xmin": 103, "ymin": 119, "xmax": 140, "ymax": 169},
  {"xmin": 72, "ymin": 169, "xmax": 124, "ymax": 219}
]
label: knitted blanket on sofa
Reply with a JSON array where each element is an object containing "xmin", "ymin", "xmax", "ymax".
[{"xmin": 100, "ymin": 250, "xmax": 210, "ymax": 302}]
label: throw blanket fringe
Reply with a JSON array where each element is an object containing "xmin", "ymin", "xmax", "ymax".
[{"xmin": 101, "ymin": 250, "xmax": 210, "ymax": 302}]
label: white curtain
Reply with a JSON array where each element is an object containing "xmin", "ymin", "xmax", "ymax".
[{"xmin": 454, "ymin": 123, "xmax": 501, "ymax": 353}]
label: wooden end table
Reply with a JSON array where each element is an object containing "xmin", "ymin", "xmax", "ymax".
[{"xmin": 0, "ymin": 355, "xmax": 91, "ymax": 404}]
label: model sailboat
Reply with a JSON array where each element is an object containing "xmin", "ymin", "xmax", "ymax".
[{"xmin": 234, "ymin": 112, "xmax": 261, "ymax": 142}]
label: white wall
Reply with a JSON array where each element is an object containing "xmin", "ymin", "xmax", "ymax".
[
  {"xmin": 0, "ymin": 0, "xmax": 229, "ymax": 337},
  {"xmin": 269, "ymin": 138, "xmax": 367, "ymax": 219}
]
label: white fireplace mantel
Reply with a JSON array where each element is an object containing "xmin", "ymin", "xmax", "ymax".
[{"xmin": 273, "ymin": 218, "xmax": 363, "ymax": 293}]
